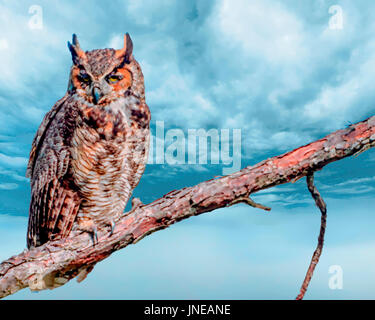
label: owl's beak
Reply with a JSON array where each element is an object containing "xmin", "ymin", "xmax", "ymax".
[{"xmin": 92, "ymin": 87, "xmax": 103, "ymax": 104}]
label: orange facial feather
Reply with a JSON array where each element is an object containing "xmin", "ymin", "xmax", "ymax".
[{"xmin": 112, "ymin": 67, "xmax": 132, "ymax": 91}]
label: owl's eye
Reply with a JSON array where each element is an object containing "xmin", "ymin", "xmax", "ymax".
[
  {"xmin": 106, "ymin": 74, "xmax": 122, "ymax": 84},
  {"xmin": 78, "ymin": 73, "xmax": 91, "ymax": 84}
]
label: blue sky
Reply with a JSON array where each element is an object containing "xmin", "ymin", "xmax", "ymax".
[{"xmin": 0, "ymin": 0, "xmax": 375, "ymax": 299}]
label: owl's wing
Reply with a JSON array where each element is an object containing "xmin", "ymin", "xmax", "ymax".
[
  {"xmin": 26, "ymin": 94, "xmax": 68, "ymax": 178},
  {"xmin": 128, "ymin": 101, "xmax": 151, "ymax": 192},
  {"xmin": 27, "ymin": 96, "xmax": 81, "ymax": 248}
]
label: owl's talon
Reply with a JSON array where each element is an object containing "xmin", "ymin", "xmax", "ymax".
[
  {"xmin": 131, "ymin": 197, "xmax": 143, "ymax": 210},
  {"xmin": 109, "ymin": 221, "xmax": 116, "ymax": 236},
  {"xmin": 75, "ymin": 222, "xmax": 98, "ymax": 246},
  {"xmin": 91, "ymin": 227, "xmax": 98, "ymax": 246}
]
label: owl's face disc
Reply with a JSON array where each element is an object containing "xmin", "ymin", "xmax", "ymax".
[{"xmin": 67, "ymin": 34, "xmax": 136, "ymax": 106}]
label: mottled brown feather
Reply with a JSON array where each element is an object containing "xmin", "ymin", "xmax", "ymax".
[{"xmin": 27, "ymin": 98, "xmax": 81, "ymax": 249}]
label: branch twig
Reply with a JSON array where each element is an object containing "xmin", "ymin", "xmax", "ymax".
[
  {"xmin": 1, "ymin": 115, "xmax": 375, "ymax": 299},
  {"xmin": 227, "ymin": 196, "xmax": 271, "ymax": 211},
  {"xmin": 296, "ymin": 173, "xmax": 327, "ymax": 300}
]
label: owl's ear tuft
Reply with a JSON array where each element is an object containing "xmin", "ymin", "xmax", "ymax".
[
  {"xmin": 72, "ymin": 34, "xmax": 80, "ymax": 47},
  {"xmin": 67, "ymin": 34, "xmax": 86, "ymax": 65},
  {"xmin": 115, "ymin": 33, "xmax": 133, "ymax": 63}
]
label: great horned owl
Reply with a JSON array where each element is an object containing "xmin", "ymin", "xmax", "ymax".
[{"xmin": 26, "ymin": 34, "xmax": 151, "ymax": 248}]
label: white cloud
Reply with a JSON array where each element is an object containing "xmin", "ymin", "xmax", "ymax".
[
  {"xmin": 107, "ymin": 34, "xmax": 124, "ymax": 50},
  {"xmin": 0, "ymin": 153, "xmax": 28, "ymax": 169},
  {"xmin": 217, "ymin": 0, "xmax": 308, "ymax": 64},
  {"xmin": 252, "ymin": 193, "xmax": 310, "ymax": 206},
  {"xmin": 0, "ymin": 38, "xmax": 9, "ymax": 50},
  {"xmin": 320, "ymin": 176, "xmax": 375, "ymax": 196},
  {"xmin": 0, "ymin": 169, "xmax": 28, "ymax": 182},
  {"xmin": 335, "ymin": 176, "xmax": 375, "ymax": 187},
  {"xmin": 125, "ymin": 0, "xmax": 176, "ymax": 28},
  {"xmin": 205, "ymin": 0, "xmax": 375, "ymax": 154},
  {"xmin": 0, "ymin": 3, "xmax": 66, "ymax": 91},
  {"xmin": 302, "ymin": 49, "xmax": 375, "ymax": 130},
  {"xmin": 0, "ymin": 183, "xmax": 18, "ymax": 190},
  {"xmin": 326, "ymin": 186, "xmax": 375, "ymax": 195},
  {"xmin": 147, "ymin": 66, "xmax": 219, "ymax": 128}
]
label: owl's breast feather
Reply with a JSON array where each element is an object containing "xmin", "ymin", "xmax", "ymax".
[
  {"xmin": 79, "ymin": 104, "xmax": 129, "ymax": 141},
  {"xmin": 69, "ymin": 121, "xmax": 132, "ymax": 222},
  {"xmin": 66, "ymin": 94, "xmax": 150, "ymax": 225}
]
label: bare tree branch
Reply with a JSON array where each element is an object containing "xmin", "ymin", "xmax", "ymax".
[
  {"xmin": 1, "ymin": 116, "xmax": 375, "ymax": 299},
  {"xmin": 296, "ymin": 174, "xmax": 327, "ymax": 300}
]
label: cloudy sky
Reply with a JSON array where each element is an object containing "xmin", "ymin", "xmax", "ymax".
[{"xmin": 1, "ymin": 0, "xmax": 375, "ymax": 299}]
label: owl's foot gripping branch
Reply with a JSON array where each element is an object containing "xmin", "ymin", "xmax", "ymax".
[{"xmin": 1, "ymin": 116, "xmax": 375, "ymax": 299}]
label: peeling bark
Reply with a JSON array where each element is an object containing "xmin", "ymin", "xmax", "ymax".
[{"xmin": 1, "ymin": 116, "xmax": 375, "ymax": 299}]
